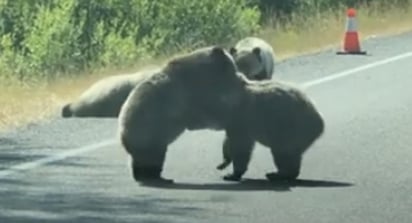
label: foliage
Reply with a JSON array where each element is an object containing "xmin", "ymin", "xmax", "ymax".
[
  {"xmin": 0, "ymin": 0, "xmax": 410, "ymax": 83},
  {"xmin": 0, "ymin": 0, "xmax": 260, "ymax": 82}
]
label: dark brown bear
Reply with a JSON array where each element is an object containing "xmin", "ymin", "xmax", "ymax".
[
  {"xmin": 118, "ymin": 45, "xmax": 324, "ymax": 184},
  {"xmin": 216, "ymin": 77, "xmax": 325, "ymax": 182},
  {"xmin": 118, "ymin": 46, "xmax": 245, "ymax": 184}
]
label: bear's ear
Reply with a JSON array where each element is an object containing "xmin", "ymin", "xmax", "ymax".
[
  {"xmin": 252, "ymin": 47, "xmax": 261, "ymax": 56},
  {"xmin": 229, "ymin": 47, "xmax": 237, "ymax": 55},
  {"xmin": 252, "ymin": 47, "xmax": 262, "ymax": 62}
]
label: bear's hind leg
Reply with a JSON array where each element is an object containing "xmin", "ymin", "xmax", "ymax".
[
  {"xmin": 266, "ymin": 148, "xmax": 302, "ymax": 181},
  {"xmin": 216, "ymin": 135, "xmax": 232, "ymax": 170},
  {"xmin": 222, "ymin": 131, "xmax": 255, "ymax": 182}
]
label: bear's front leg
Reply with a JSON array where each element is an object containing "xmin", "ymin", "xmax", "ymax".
[
  {"xmin": 223, "ymin": 171, "xmax": 245, "ymax": 182},
  {"xmin": 130, "ymin": 144, "xmax": 174, "ymax": 185},
  {"xmin": 132, "ymin": 163, "xmax": 174, "ymax": 184},
  {"xmin": 221, "ymin": 130, "xmax": 255, "ymax": 182},
  {"xmin": 265, "ymin": 172, "xmax": 296, "ymax": 181}
]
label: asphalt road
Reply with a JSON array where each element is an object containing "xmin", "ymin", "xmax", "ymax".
[{"xmin": 1, "ymin": 31, "xmax": 412, "ymax": 223}]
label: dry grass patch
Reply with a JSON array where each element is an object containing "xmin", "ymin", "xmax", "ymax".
[
  {"xmin": 1, "ymin": 4, "xmax": 412, "ymax": 131},
  {"xmin": 0, "ymin": 76, "xmax": 98, "ymax": 131},
  {"xmin": 260, "ymin": 3, "xmax": 412, "ymax": 60},
  {"xmin": 0, "ymin": 61, "xmax": 163, "ymax": 131}
]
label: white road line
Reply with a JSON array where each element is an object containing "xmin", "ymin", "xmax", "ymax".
[
  {"xmin": 0, "ymin": 140, "xmax": 116, "ymax": 179},
  {"xmin": 1, "ymin": 50, "xmax": 412, "ymax": 179},
  {"xmin": 303, "ymin": 51, "xmax": 412, "ymax": 88}
]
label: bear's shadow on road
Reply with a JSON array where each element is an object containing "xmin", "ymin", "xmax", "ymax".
[
  {"xmin": 139, "ymin": 177, "xmax": 354, "ymax": 192},
  {"xmin": 0, "ymin": 178, "xmax": 205, "ymax": 223}
]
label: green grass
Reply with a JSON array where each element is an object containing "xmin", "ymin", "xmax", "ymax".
[{"xmin": 1, "ymin": 3, "xmax": 412, "ymax": 131}]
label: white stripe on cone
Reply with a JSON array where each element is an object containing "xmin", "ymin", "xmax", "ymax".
[{"xmin": 346, "ymin": 17, "xmax": 357, "ymax": 32}]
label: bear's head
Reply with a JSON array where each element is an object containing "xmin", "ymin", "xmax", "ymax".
[{"xmin": 229, "ymin": 46, "xmax": 265, "ymax": 80}]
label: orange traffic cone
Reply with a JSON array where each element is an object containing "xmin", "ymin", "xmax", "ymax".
[{"xmin": 337, "ymin": 8, "xmax": 367, "ymax": 55}]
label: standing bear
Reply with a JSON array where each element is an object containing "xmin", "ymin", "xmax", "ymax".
[
  {"xmin": 118, "ymin": 46, "xmax": 324, "ymax": 184},
  {"xmin": 118, "ymin": 46, "xmax": 246, "ymax": 184},
  {"xmin": 229, "ymin": 37, "xmax": 276, "ymax": 81},
  {"xmin": 216, "ymin": 78, "xmax": 324, "ymax": 182},
  {"xmin": 61, "ymin": 67, "xmax": 159, "ymax": 118}
]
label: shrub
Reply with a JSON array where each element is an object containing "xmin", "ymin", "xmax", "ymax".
[{"xmin": 0, "ymin": 0, "xmax": 260, "ymax": 82}]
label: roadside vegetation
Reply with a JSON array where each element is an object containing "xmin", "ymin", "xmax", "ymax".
[{"xmin": 1, "ymin": 0, "xmax": 412, "ymax": 131}]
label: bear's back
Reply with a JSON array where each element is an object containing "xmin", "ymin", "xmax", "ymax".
[
  {"xmin": 242, "ymin": 80, "xmax": 323, "ymax": 147},
  {"xmin": 118, "ymin": 46, "xmax": 246, "ymax": 140}
]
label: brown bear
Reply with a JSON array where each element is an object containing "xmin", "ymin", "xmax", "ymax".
[
  {"xmin": 229, "ymin": 37, "xmax": 275, "ymax": 81},
  {"xmin": 61, "ymin": 67, "xmax": 159, "ymax": 118},
  {"xmin": 118, "ymin": 46, "xmax": 245, "ymax": 184},
  {"xmin": 216, "ymin": 77, "xmax": 325, "ymax": 182},
  {"xmin": 118, "ymin": 45, "xmax": 324, "ymax": 184}
]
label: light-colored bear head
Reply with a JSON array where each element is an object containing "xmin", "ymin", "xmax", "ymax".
[{"xmin": 229, "ymin": 46, "xmax": 266, "ymax": 80}]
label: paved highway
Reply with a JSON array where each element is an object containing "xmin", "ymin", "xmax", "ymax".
[{"xmin": 1, "ymin": 31, "xmax": 412, "ymax": 223}]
